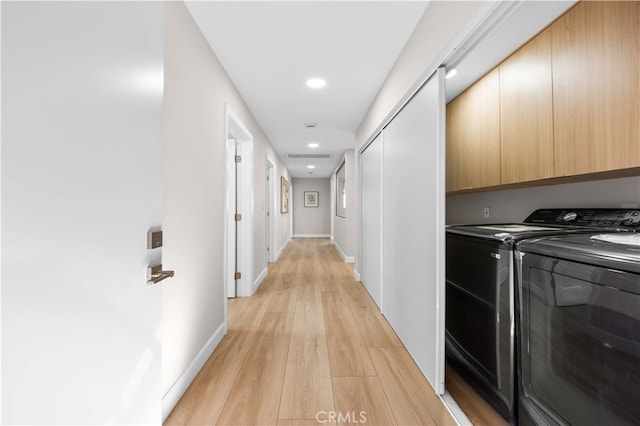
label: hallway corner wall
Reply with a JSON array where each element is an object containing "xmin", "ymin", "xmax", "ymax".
[{"xmin": 163, "ymin": 1, "xmax": 290, "ymax": 416}]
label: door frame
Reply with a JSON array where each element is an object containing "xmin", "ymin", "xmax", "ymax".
[
  {"xmin": 265, "ymin": 156, "xmax": 276, "ymax": 262},
  {"xmin": 224, "ymin": 104, "xmax": 254, "ymax": 299}
]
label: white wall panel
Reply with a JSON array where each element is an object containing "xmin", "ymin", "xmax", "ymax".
[{"xmin": 382, "ymin": 69, "xmax": 446, "ymax": 394}]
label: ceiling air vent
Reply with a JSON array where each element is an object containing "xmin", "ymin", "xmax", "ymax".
[{"xmin": 286, "ymin": 153, "xmax": 331, "ymax": 159}]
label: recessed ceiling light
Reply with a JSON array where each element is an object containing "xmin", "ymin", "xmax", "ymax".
[
  {"xmin": 446, "ymin": 68, "xmax": 458, "ymax": 79},
  {"xmin": 306, "ymin": 78, "xmax": 326, "ymax": 89},
  {"xmin": 307, "ymin": 165, "xmax": 315, "ymax": 169},
  {"xmin": 308, "ymin": 142, "xmax": 319, "ymax": 148}
]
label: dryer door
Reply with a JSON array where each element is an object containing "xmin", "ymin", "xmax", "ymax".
[{"xmin": 518, "ymin": 252, "xmax": 640, "ymax": 426}]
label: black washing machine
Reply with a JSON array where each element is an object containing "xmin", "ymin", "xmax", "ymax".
[{"xmin": 446, "ymin": 209, "xmax": 640, "ymax": 423}]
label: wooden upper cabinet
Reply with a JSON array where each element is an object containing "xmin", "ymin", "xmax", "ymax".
[
  {"xmin": 499, "ymin": 28, "xmax": 554, "ymax": 184},
  {"xmin": 446, "ymin": 94, "xmax": 468, "ymax": 192},
  {"xmin": 551, "ymin": 1, "xmax": 640, "ymax": 176},
  {"xmin": 446, "ymin": 68, "xmax": 501, "ymax": 192}
]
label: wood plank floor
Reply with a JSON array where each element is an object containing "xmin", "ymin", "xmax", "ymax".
[
  {"xmin": 445, "ymin": 364, "xmax": 508, "ymax": 426},
  {"xmin": 164, "ymin": 238, "xmax": 458, "ymax": 425}
]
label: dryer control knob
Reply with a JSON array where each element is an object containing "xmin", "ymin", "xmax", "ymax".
[{"xmin": 563, "ymin": 212, "xmax": 578, "ymax": 222}]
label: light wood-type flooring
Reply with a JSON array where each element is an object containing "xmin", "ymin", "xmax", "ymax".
[
  {"xmin": 445, "ymin": 364, "xmax": 508, "ymax": 426},
  {"xmin": 165, "ymin": 238, "xmax": 497, "ymax": 425}
]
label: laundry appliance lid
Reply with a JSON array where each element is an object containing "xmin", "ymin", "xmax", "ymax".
[{"xmin": 518, "ymin": 232, "xmax": 640, "ymax": 276}]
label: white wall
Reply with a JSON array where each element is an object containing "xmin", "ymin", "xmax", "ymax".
[
  {"xmin": 447, "ymin": 176, "xmax": 640, "ymax": 224},
  {"xmin": 292, "ymin": 178, "xmax": 331, "ymax": 237},
  {"xmin": 162, "ymin": 1, "xmax": 291, "ymax": 413},
  {"xmin": 332, "ymin": 150, "xmax": 357, "ymax": 262},
  {"xmin": 356, "ymin": 1, "xmax": 489, "ymax": 153},
  {"xmin": 353, "ymin": 1, "xmax": 494, "ymax": 275}
]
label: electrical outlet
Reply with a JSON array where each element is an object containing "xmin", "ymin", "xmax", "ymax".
[{"xmin": 483, "ymin": 207, "xmax": 491, "ymax": 218}]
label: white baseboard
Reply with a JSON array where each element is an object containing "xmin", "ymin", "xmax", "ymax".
[
  {"xmin": 162, "ymin": 321, "xmax": 226, "ymax": 421},
  {"xmin": 274, "ymin": 237, "xmax": 291, "ymax": 261},
  {"xmin": 292, "ymin": 234, "xmax": 331, "ymax": 238},
  {"xmin": 332, "ymin": 240, "xmax": 355, "ymax": 263},
  {"xmin": 353, "ymin": 269, "xmax": 361, "ymax": 282},
  {"xmin": 252, "ymin": 267, "xmax": 268, "ymax": 294}
]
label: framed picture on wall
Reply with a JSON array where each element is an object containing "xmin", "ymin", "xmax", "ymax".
[
  {"xmin": 304, "ymin": 191, "xmax": 319, "ymax": 208},
  {"xmin": 280, "ymin": 176, "xmax": 290, "ymax": 213}
]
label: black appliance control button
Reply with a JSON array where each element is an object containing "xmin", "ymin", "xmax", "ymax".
[{"xmin": 562, "ymin": 212, "xmax": 578, "ymax": 222}]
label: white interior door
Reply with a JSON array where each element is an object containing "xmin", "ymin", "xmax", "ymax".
[
  {"xmin": 225, "ymin": 106, "xmax": 254, "ymax": 298},
  {"xmin": 266, "ymin": 159, "xmax": 275, "ymax": 262},
  {"xmin": 226, "ymin": 138, "xmax": 238, "ymax": 298},
  {"xmin": 360, "ymin": 133, "xmax": 384, "ymax": 309},
  {"xmin": 381, "ymin": 68, "xmax": 446, "ymax": 394},
  {"xmin": 2, "ymin": 2, "xmax": 164, "ymax": 423}
]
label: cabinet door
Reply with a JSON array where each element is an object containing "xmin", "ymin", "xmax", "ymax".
[
  {"xmin": 446, "ymin": 68, "xmax": 501, "ymax": 191},
  {"xmin": 500, "ymin": 29, "xmax": 554, "ymax": 184},
  {"xmin": 551, "ymin": 1, "xmax": 640, "ymax": 176}
]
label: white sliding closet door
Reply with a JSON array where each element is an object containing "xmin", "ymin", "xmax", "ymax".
[
  {"xmin": 360, "ymin": 133, "xmax": 384, "ymax": 309},
  {"xmin": 382, "ymin": 68, "xmax": 446, "ymax": 393}
]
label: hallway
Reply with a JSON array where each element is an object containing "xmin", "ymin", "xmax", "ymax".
[{"xmin": 165, "ymin": 238, "xmax": 455, "ymax": 425}]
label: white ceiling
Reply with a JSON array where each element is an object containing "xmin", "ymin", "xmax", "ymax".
[
  {"xmin": 185, "ymin": 1, "xmax": 576, "ymax": 179},
  {"xmin": 185, "ymin": 1, "xmax": 428, "ymax": 178}
]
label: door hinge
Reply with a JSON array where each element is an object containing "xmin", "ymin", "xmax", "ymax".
[
  {"xmin": 235, "ymin": 155, "xmax": 242, "ymax": 163},
  {"xmin": 235, "ymin": 213, "xmax": 242, "ymax": 221},
  {"xmin": 235, "ymin": 272, "xmax": 242, "ymax": 280}
]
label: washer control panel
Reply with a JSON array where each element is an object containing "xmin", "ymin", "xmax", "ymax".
[{"xmin": 525, "ymin": 209, "xmax": 640, "ymax": 229}]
